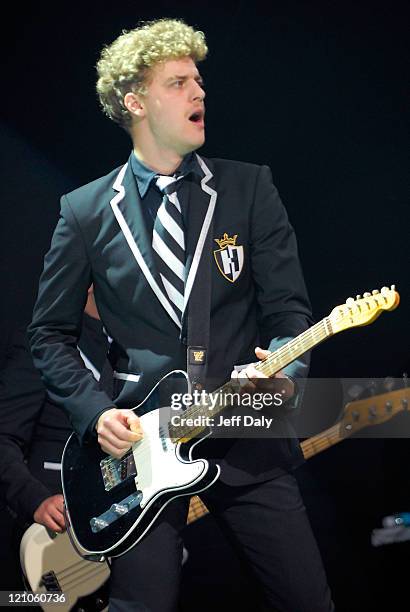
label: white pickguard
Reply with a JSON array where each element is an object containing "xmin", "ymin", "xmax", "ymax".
[{"xmin": 133, "ymin": 407, "xmax": 207, "ymax": 508}]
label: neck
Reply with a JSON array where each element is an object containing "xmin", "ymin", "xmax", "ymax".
[
  {"xmin": 131, "ymin": 125, "xmax": 188, "ymax": 175},
  {"xmin": 133, "ymin": 146, "xmax": 183, "ymax": 175}
]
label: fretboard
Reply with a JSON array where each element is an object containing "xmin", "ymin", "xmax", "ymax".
[{"xmin": 300, "ymin": 424, "xmax": 343, "ymax": 459}]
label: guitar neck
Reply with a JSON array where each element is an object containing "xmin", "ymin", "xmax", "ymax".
[
  {"xmin": 255, "ymin": 318, "xmax": 333, "ymax": 377},
  {"xmin": 300, "ymin": 423, "xmax": 343, "ymax": 459},
  {"xmin": 171, "ymin": 317, "xmax": 334, "ymax": 443}
]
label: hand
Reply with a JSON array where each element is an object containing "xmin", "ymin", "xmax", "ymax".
[
  {"xmin": 96, "ymin": 408, "xmax": 143, "ymax": 458},
  {"xmin": 33, "ymin": 494, "xmax": 66, "ymax": 532},
  {"xmin": 231, "ymin": 347, "xmax": 295, "ymax": 402}
]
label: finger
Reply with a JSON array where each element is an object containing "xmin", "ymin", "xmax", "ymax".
[
  {"xmin": 101, "ymin": 441, "xmax": 130, "ymax": 458},
  {"xmin": 235, "ymin": 370, "xmax": 256, "ymax": 393},
  {"xmin": 54, "ymin": 495, "xmax": 65, "ymax": 514},
  {"xmin": 255, "ymin": 346, "xmax": 271, "ymax": 360},
  {"xmin": 98, "ymin": 430, "xmax": 134, "ymax": 451},
  {"xmin": 127, "ymin": 416, "xmax": 143, "ymax": 435},
  {"xmin": 44, "ymin": 514, "xmax": 64, "ymax": 533},
  {"xmin": 49, "ymin": 507, "xmax": 66, "ymax": 530},
  {"xmin": 104, "ymin": 418, "xmax": 143, "ymax": 443},
  {"xmin": 246, "ymin": 367, "xmax": 267, "ymax": 379}
]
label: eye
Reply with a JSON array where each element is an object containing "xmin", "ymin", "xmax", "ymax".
[{"xmin": 174, "ymin": 80, "xmax": 184, "ymax": 88}]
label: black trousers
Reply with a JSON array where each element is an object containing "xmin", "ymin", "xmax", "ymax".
[{"xmin": 109, "ymin": 473, "xmax": 334, "ymax": 612}]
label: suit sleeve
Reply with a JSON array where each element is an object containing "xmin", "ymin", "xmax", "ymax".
[
  {"xmin": 0, "ymin": 329, "xmax": 51, "ymax": 525},
  {"xmin": 28, "ymin": 196, "xmax": 114, "ymax": 442},
  {"xmin": 250, "ymin": 165, "xmax": 314, "ymax": 381}
]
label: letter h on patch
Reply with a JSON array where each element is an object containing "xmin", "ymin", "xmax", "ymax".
[{"xmin": 214, "ymin": 233, "xmax": 244, "ymax": 282}]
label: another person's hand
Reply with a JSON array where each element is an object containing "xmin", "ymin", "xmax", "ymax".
[
  {"xmin": 96, "ymin": 408, "xmax": 143, "ymax": 458},
  {"xmin": 33, "ymin": 494, "xmax": 66, "ymax": 532},
  {"xmin": 231, "ymin": 347, "xmax": 295, "ymax": 402}
]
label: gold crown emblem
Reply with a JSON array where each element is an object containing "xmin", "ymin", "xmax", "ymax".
[
  {"xmin": 193, "ymin": 350, "xmax": 205, "ymax": 363},
  {"xmin": 214, "ymin": 233, "xmax": 238, "ymax": 249}
]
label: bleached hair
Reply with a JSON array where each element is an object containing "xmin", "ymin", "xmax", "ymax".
[{"xmin": 96, "ymin": 18, "xmax": 208, "ymax": 128}]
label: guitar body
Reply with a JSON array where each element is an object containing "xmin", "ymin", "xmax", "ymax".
[
  {"xmin": 62, "ymin": 371, "xmax": 220, "ymax": 559},
  {"xmin": 20, "ymin": 523, "xmax": 109, "ymax": 611}
]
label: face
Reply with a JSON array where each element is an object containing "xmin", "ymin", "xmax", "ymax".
[{"xmin": 134, "ymin": 57, "xmax": 206, "ymax": 157}]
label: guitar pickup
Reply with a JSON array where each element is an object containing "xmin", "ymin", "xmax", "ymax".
[
  {"xmin": 40, "ymin": 571, "xmax": 61, "ymax": 592},
  {"xmin": 100, "ymin": 452, "xmax": 137, "ymax": 491}
]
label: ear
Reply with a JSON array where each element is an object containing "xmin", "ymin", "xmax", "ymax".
[{"xmin": 124, "ymin": 92, "xmax": 145, "ymax": 118}]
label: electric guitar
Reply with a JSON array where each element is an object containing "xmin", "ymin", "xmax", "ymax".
[
  {"xmin": 62, "ymin": 286, "xmax": 399, "ymax": 559},
  {"xmin": 187, "ymin": 382, "xmax": 410, "ymax": 523}
]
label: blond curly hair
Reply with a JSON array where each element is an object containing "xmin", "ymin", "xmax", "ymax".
[{"xmin": 96, "ymin": 19, "xmax": 208, "ymax": 128}]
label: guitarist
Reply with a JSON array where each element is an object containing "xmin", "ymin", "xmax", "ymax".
[
  {"xmin": 28, "ymin": 18, "xmax": 334, "ymax": 612},
  {"xmin": 0, "ymin": 290, "xmax": 109, "ymax": 588}
]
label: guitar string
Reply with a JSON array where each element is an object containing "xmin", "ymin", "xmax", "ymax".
[
  {"xmin": 99, "ymin": 298, "xmax": 391, "ymax": 469},
  {"xmin": 55, "ymin": 558, "xmax": 103, "ymax": 578},
  {"xmin": 59, "ymin": 564, "xmax": 108, "ymax": 593}
]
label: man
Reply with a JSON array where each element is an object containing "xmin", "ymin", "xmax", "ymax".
[
  {"xmin": 0, "ymin": 290, "xmax": 109, "ymax": 589},
  {"xmin": 29, "ymin": 18, "xmax": 333, "ymax": 611}
]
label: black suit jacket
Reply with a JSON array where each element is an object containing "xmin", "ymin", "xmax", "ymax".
[
  {"xmin": 0, "ymin": 316, "xmax": 108, "ymax": 525},
  {"xmin": 29, "ymin": 154, "xmax": 313, "ymax": 484}
]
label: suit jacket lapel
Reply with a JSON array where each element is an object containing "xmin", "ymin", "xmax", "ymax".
[
  {"xmin": 109, "ymin": 160, "xmax": 182, "ymax": 329},
  {"xmin": 183, "ymin": 154, "xmax": 217, "ymax": 315}
]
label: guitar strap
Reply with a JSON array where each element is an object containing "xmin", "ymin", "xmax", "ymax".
[{"xmin": 185, "ymin": 196, "xmax": 215, "ymax": 394}]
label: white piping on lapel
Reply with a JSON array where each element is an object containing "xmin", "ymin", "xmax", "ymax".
[
  {"xmin": 110, "ymin": 163, "xmax": 181, "ymax": 329},
  {"xmin": 184, "ymin": 154, "xmax": 217, "ymax": 310}
]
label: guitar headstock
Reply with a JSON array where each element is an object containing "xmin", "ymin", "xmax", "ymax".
[
  {"xmin": 340, "ymin": 387, "xmax": 409, "ymax": 437},
  {"xmin": 329, "ymin": 285, "xmax": 400, "ymax": 334}
]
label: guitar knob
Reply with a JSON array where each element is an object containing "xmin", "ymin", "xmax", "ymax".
[
  {"xmin": 346, "ymin": 297, "xmax": 355, "ymax": 305},
  {"xmin": 390, "ymin": 284, "xmax": 396, "ymax": 290},
  {"xmin": 372, "ymin": 290, "xmax": 379, "ymax": 295},
  {"xmin": 363, "ymin": 292, "xmax": 371, "ymax": 298},
  {"xmin": 356, "ymin": 295, "xmax": 361, "ymax": 300}
]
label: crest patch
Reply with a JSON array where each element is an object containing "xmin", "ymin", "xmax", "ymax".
[{"xmin": 213, "ymin": 233, "xmax": 244, "ymax": 282}]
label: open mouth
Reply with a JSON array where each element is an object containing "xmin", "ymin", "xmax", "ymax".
[{"xmin": 189, "ymin": 111, "xmax": 204, "ymax": 123}]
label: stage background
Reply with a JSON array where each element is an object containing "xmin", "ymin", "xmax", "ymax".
[{"xmin": 1, "ymin": 1, "xmax": 409, "ymax": 610}]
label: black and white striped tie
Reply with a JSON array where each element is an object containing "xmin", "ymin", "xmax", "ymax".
[{"xmin": 152, "ymin": 175, "xmax": 185, "ymax": 321}]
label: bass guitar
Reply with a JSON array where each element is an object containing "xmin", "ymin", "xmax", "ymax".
[{"xmin": 20, "ymin": 524, "xmax": 109, "ymax": 611}]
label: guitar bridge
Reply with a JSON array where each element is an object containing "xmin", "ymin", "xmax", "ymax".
[
  {"xmin": 90, "ymin": 491, "xmax": 143, "ymax": 533},
  {"xmin": 100, "ymin": 452, "xmax": 137, "ymax": 491}
]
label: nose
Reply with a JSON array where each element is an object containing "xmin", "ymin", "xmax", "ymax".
[{"xmin": 192, "ymin": 80, "xmax": 205, "ymax": 102}]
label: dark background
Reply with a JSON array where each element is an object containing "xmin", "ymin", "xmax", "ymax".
[{"xmin": 1, "ymin": 1, "xmax": 409, "ymax": 610}]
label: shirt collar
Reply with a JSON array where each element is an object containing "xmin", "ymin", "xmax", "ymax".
[{"xmin": 130, "ymin": 151, "xmax": 202, "ymax": 198}]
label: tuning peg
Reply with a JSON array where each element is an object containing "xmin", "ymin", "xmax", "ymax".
[
  {"xmin": 356, "ymin": 295, "xmax": 361, "ymax": 300},
  {"xmin": 347, "ymin": 383, "xmax": 365, "ymax": 400},
  {"xmin": 390, "ymin": 284, "xmax": 396, "ymax": 291},
  {"xmin": 372, "ymin": 290, "xmax": 379, "ymax": 295},
  {"xmin": 363, "ymin": 292, "xmax": 371, "ymax": 298},
  {"xmin": 346, "ymin": 297, "xmax": 355, "ymax": 305},
  {"xmin": 383, "ymin": 377, "xmax": 395, "ymax": 392}
]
